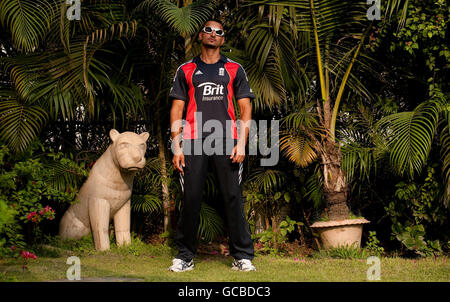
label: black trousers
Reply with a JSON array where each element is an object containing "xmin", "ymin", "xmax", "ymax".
[{"xmin": 174, "ymin": 138, "xmax": 254, "ymax": 262}]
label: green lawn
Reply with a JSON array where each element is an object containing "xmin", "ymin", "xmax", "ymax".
[{"xmin": 1, "ymin": 241, "xmax": 449, "ymax": 282}]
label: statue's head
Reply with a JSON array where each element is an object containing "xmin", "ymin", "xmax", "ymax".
[{"xmin": 109, "ymin": 129, "xmax": 149, "ymax": 172}]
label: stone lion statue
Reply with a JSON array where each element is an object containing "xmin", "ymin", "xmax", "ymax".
[{"xmin": 59, "ymin": 129, "xmax": 149, "ymax": 251}]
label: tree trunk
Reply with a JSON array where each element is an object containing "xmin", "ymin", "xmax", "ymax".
[
  {"xmin": 271, "ymin": 216, "xmax": 278, "ymax": 250},
  {"xmin": 170, "ymin": 191, "xmax": 177, "ymax": 231},
  {"xmin": 185, "ymin": 36, "xmax": 192, "ymax": 60},
  {"xmin": 321, "ymin": 139, "xmax": 350, "ymax": 221},
  {"xmin": 155, "ymin": 108, "xmax": 171, "ymax": 234},
  {"xmin": 159, "ymin": 138, "xmax": 171, "ymax": 234},
  {"xmin": 264, "ymin": 215, "xmax": 270, "ymax": 231},
  {"xmin": 254, "ymin": 210, "xmax": 265, "ymax": 234}
]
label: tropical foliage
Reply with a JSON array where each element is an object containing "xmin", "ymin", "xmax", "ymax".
[
  {"xmin": 0, "ymin": 142, "xmax": 86, "ymax": 255},
  {"xmin": 0, "ymin": 0, "xmax": 448, "ymax": 257}
]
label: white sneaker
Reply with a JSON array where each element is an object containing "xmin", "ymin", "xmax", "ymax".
[
  {"xmin": 231, "ymin": 259, "xmax": 256, "ymax": 271},
  {"xmin": 168, "ymin": 258, "xmax": 194, "ymax": 272}
]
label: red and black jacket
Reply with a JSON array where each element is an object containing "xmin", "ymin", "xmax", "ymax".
[{"xmin": 169, "ymin": 54, "xmax": 255, "ymax": 140}]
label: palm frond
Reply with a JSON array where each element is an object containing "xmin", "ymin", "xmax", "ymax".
[
  {"xmin": 131, "ymin": 194, "xmax": 163, "ymax": 213},
  {"xmin": 94, "ymin": 73, "xmax": 145, "ymax": 119},
  {"xmin": 203, "ymin": 172, "xmax": 218, "ymax": 199},
  {"xmin": 305, "ymin": 165, "xmax": 324, "ymax": 208},
  {"xmin": 250, "ymin": 0, "xmax": 367, "ymax": 41},
  {"xmin": 384, "ymin": 0, "xmax": 410, "ymax": 28},
  {"xmin": 82, "ymin": 20, "xmax": 139, "ymax": 112},
  {"xmin": 247, "ymin": 168, "xmax": 286, "ymax": 194},
  {"xmin": 439, "ymin": 108, "xmax": 450, "ymax": 201},
  {"xmin": 0, "ymin": 96, "xmax": 48, "ymax": 153},
  {"xmin": 341, "ymin": 139, "xmax": 377, "ymax": 182},
  {"xmin": 138, "ymin": 157, "xmax": 174, "ymax": 191},
  {"xmin": 4, "ymin": 20, "xmax": 139, "ymax": 120},
  {"xmin": 0, "ymin": 0, "xmax": 53, "ymax": 52},
  {"xmin": 279, "ymin": 105, "xmax": 321, "ymax": 167},
  {"xmin": 324, "ymin": 45, "xmax": 375, "ymax": 101},
  {"xmin": 377, "ymin": 100, "xmax": 440, "ymax": 178},
  {"xmin": 280, "ymin": 130, "xmax": 317, "ymax": 167},
  {"xmin": 135, "ymin": 0, "xmax": 213, "ymax": 37},
  {"xmin": 226, "ymin": 47, "xmax": 286, "ymax": 110},
  {"xmin": 227, "ymin": 8, "xmax": 304, "ymax": 109},
  {"xmin": 281, "ymin": 104, "xmax": 320, "ymax": 132},
  {"xmin": 198, "ymin": 202, "xmax": 224, "ymax": 242},
  {"xmin": 42, "ymin": 159, "xmax": 88, "ymax": 193}
]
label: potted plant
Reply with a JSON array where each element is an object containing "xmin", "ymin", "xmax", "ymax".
[
  {"xmin": 239, "ymin": 1, "xmax": 411, "ymax": 248},
  {"xmin": 270, "ymin": 0, "xmax": 376, "ymax": 248},
  {"xmin": 310, "ymin": 215, "xmax": 369, "ymax": 249}
]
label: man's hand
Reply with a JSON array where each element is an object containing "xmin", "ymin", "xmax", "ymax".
[
  {"xmin": 172, "ymin": 152, "xmax": 185, "ymax": 174},
  {"xmin": 230, "ymin": 142, "xmax": 245, "ymax": 163},
  {"xmin": 170, "ymin": 99, "xmax": 185, "ymax": 174}
]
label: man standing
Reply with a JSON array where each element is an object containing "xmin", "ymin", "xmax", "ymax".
[{"xmin": 168, "ymin": 20, "xmax": 256, "ymax": 272}]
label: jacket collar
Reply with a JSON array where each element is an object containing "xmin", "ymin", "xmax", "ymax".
[{"xmin": 194, "ymin": 53, "xmax": 227, "ymax": 64}]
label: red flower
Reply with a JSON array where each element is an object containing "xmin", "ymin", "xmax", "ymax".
[
  {"xmin": 10, "ymin": 245, "xmax": 16, "ymax": 251},
  {"xmin": 20, "ymin": 250, "xmax": 37, "ymax": 260},
  {"xmin": 27, "ymin": 211, "xmax": 37, "ymax": 220},
  {"xmin": 39, "ymin": 210, "xmax": 44, "ymax": 215}
]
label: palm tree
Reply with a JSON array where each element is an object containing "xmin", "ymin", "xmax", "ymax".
[
  {"xmin": 230, "ymin": 0, "xmax": 421, "ymax": 221},
  {"xmin": 133, "ymin": 0, "xmax": 214, "ymax": 233},
  {"xmin": 229, "ymin": 0, "xmax": 371, "ymax": 221},
  {"xmin": 0, "ymin": 0, "xmax": 144, "ymax": 153}
]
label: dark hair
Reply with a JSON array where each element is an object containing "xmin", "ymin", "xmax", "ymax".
[{"xmin": 202, "ymin": 19, "xmax": 224, "ymax": 29}]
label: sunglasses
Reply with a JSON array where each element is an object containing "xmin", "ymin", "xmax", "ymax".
[{"xmin": 202, "ymin": 26, "xmax": 225, "ymax": 37}]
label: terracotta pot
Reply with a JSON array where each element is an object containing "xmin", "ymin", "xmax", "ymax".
[{"xmin": 310, "ymin": 218, "xmax": 370, "ymax": 249}]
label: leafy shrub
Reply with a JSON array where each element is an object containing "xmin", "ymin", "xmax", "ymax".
[
  {"xmin": 0, "ymin": 199, "xmax": 16, "ymax": 252},
  {"xmin": 392, "ymin": 224, "xmax": 443, "ymax": 257},
  {"xmin": 0, "ymin": 143, "xmax": 88, "ymax": 257},
  {"xmin": 386, "ymin": 166, "xmax": 449, "ymax": 256},
  {"xmin": 364, "ymin": 231, "xmax": 385, "ymax": 256},
  {"xmin": 279, "ymin": 216, "xmax": 302, "ymax": 239},
  {"xmin": 253, "ymin": 216, "xmax": 301, "ymax": 255}
]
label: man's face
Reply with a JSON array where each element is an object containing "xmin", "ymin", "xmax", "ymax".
[{"xmin": 199, "ymin": 21, "xmax": 225, "ymax": 49}]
